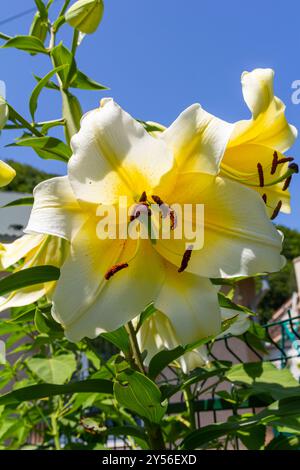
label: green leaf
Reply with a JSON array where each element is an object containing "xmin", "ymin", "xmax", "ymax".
[
  {"xmin": 114, "ymin": 370, "xmax": 167, "ymax": 423},
  {"xmin": 218, "ymin": 292, "xmax": 254, "ymax": 315},
  {"xmin": 237, "ymin": 424, "xmax": 266, "ymax": 450},
  {"xmin": 148, "ymin": 335, "xmax": 213, "ymax": 380},
  {"xmin": 136, "ymin": 303, "xmax": 156, "ymax": 331},
  {"xmin": 148, "ymin": 346, "xmax": 185, "ymax": 380},
  {"xmin": 2, "ymin": 36, "xmax": 47, "ymax": 54},
  {"xmin": 0, "ymin": 379, "xmax": 113, "ymax": 406},
  {"xmin": 11, "ymin": 136, "xmax": 71, "ymax": 162},
  {"xmin": 265, "ymin": 435, "xmax": 300, "ymax": 450},
  {"xmin": 34, "ymin": 74, "xmax": 60, "ymax": 91},
  {"xmin": 9, "ymin": 306, "xmax": 36, "ymax": 324},
  {"xmin": 101, "ymin": 326, "xmax": 130, "ymax": 355},
  {"xmin": 0, "ymin": 266, "xmax": 60, "ymax": 297},
  {"xmin": 161, "ymin": 361, "xmax": 231, "ymax": 400},
  {"xmin": 34, "ymin": 308, "xmax": 64, "ymax": 337},
  {"xmin": 30, "ymin": 65, "xmax": 67, "ymax": 120},
  {"xmin": 71, "ymin": 70, "xmax": 107, "ymax": 90},
  {"xmin": 225, "ymin": 362, "xmax": 299, "ymax": 400},
  {"xmin": 26, "ymin": 354, "xmax": 77, "ymax": 384},
  {"xmin": 50, "ymin": 43, "xmax": 77, "ymax": 87},
  {"xmin": 2, "ymin": 197, "xmax": 34, "ymax": 208}
]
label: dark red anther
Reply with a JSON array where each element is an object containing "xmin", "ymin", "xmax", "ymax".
[
  {"xmin": 152, "ymin": 195, "xmax": 164, "ymax": 206},
  {"xmin": 282, "ymin": 176, "xmax": 292, "ymax": 191},
  {"xmin": 178, "ymin": 247, "xmax": 193, "ymax": 273},
  {"xmin": 105, "ymin": 263, "xmax": 129, "ymax": 280},
  {"xmin": 262, "ymin": 193, "xmax": 267, "ymax": 204},
  {"xmin": 139, "ymin": 191, "xmax": 147, "ymax": 202},
  {"xmin": 271, "ymin": 151, "xmax": 278, "ymax": 175},
  {"xmin": 270, "ymin": 200, "xmax": 282, "ymax": 220},
  {"xmin": 277, "ymin": 157, "xmax": 294, "ymax": 164},
  {"xmin": 170, "ymin": 210, "xmax": 176, "ymax": 231},
  {"xmin": 257, "ymin": 163, "xmax": 264, "ymax": 187}
]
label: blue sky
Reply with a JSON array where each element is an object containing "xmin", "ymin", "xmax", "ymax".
[{"xmin": 0, "ymin": 0, "xmax": 300, "ymax": 229}]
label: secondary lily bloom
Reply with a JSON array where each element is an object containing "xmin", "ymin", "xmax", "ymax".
[
  {"xmin": 0, "ymin": 234, "xmax": 68, "ymax": 311},
  {"xmin": 137, "ymin": 309, "xmax": 209, "ymax": 374},
  {"xmin": 221, "ymin": 68, "xmax": 298, "ymax": 217},
  {"xmin": 137, "ymin": 304, "xmax": 250, "ymax": 373},
  {"xmin": 25, "ymin": 98, "xmax": 284, "ymax": 342}
]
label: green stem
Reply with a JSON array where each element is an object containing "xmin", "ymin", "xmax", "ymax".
[
  {"xmin": 7, "ymin": 105, "xmax": 43, "ymax": 137},
  {"xmin": 58, "ymin": 0, "xmax": 72, "ymax": 18},
  {"xmin": 145, "ymin": 421, "xmax": 166, "ymax": 450},
  {"xmin": 183, "ymin": 386, "xmax": 196, "ymax": 431},
  {"xmin": 4, "ymin": 118, "xmax": 65, "ymax": 130},
  {"xmin": 51, "ymin": 413, "xmax": 61, "ymax": 450},
  {"xmin": 125, "ymin": 321, "xmax": 145, "ymax": 373},
  {"xmin": 0, "ymin": 32, "xmax": 11, "ymax": 41},
  {"xmin": 70, "ymin": 28, "xmax": 79, "ymax": 56}
]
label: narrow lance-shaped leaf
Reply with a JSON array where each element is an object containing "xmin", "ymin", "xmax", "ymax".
[
  {"xmin": 30, "ymin": 65, "xmax": 67, "ymax": 120},
  {"xmin": 2, "ymin": 36, "xmax": 47, "ymax": 54},
  {"xmin": 0, "ymin": 266, "xmax": 60, "ymax": 297},
  {"xmin": 2, "ymin": 197, "xmax": 34, "ymax": 208},
  {"xmin": 9, "ymin": 136, "xmax": 72, "ymax": 162},
  {"xmin": 0, "ymin": 379, "xmax": 114, "ymax": 406}
]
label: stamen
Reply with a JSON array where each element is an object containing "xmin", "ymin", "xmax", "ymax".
[
  {"xmin": 277, "ymin": 157, "xmax": 294, "ymax": 164},
  {"xmin": 282, "ymin": 176, "xmax": 292, "ymax": 191},
  {"xmin": 288, "ymin": 162, "xmax": 299, "ymax": 174},
  {"xmin": 105, "ymin": 263, "xmax": 129, "ymax": 280},
  {"xmin": 257, "ymin": 163, "xmax": 264, "ymax": 187},
  {"xmin": 271, "ymin": 151, "xmax": 278, "ymax": 175},
  {"xmin": 139, "ymin": 191, "xmax": 147, "ymax": 202},
  {"xmin": 170, "ymin": 210, "xmax": 176, "ymax": 230},
  {"xmin": 178, "ymin": 246, "xmax": 193, "ymax": 273},
  {"xmin": 262, "ymin": 193, "xmax": 267, "ymax": 204},
  {"xmin": 152, "ymin": 195, "xmax": 164, "ymax": 206},
  {"xmin": 270, "ymin": 201, "xmax": 282, "ymax": 220}
]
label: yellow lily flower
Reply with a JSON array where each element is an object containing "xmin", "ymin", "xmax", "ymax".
[
  {"xmin": 25, "ymin": 99, "xmax": 284, "ymax": 342},
  {"xmin": 0, "ymin": 233, "xmax": 69, "ymax": 311},
  {"xmin": 221, "ymin": 68, "xmax": 298, "ymax": 216}
]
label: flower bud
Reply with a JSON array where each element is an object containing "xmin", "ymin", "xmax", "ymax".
[
  {"xmin": 29, "ymin": 12, "xmax": 48, "ymax": 44},
  {"xmin": 65, "ymin": 0, "xmax": 104, "ymax": 34}
]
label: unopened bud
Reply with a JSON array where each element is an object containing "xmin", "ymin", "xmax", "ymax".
[{"xmin": 65, "ymin": 0, "xmax": 104, "ymax": 34}]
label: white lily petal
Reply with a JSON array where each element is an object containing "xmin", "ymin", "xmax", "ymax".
[
  {"xmin": 155, "ymin": 175, "xmax": 285, "ymax": 278},
  {"xmin": 229, "ymin": 68, "xmax": 297, "ymax": 152},
  {"xmin": 219, "ymin": 309, "xmax": 251, "ymax": 337},
  {"xmin": 52, "ymin": 219, "xmax": 165, "ymax": 341},
  {"xmin": 0, "ymin": 233, "xmax": 45, "ymax": 269},
  {"xmin": 69, "ymin": 98, "xmax": 175, "ymax": 206},
  {"xmin": 160, "ymin": 103, "xmax": 233, "ymax": 175},
  {"xmin": 25, "ymin": 176, "xmax": 88, "ymax": 241},
  {"xmin": 154, "ymin": 265, "xmax": 221, "ymax": 344},
  {"xmin": 0, "ymin": 285, "xmax": 46, "ymax": 313}
]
